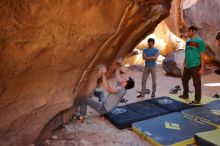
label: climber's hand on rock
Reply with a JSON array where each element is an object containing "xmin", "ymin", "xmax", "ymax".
[
  {"xmin": 97, "ymin": 64, "xmax": 107, "ymax": 75},
  {"xmin": 115, "ymin": 58, "xmax": 123, "ymax": 66}
]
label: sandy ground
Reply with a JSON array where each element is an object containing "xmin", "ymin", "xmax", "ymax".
[{"xmin": 43, "ymin": 64, "xmax": 220, "ymax": 146}]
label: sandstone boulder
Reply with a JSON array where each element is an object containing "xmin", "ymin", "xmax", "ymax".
[
  {"xmin": 0, "ymin": 0, "xmax": 172, "ymax": 145},
  {"xmin": 164, "ymin": 0, "xmax": 184, "ymax": 36},
  {"xmin": 162, "ymin": 49, "xmax": 185, "ymax": 77}
]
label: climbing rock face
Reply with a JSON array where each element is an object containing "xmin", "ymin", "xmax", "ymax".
[
  {"xmin": 183, "ymin": 0, "xmax": 220, "ymax": 61},
  {"xmin": 0, "ymin": 0, "xmax": 172, "ymax": 145},
  {"xmin": 165, "ymin": 0, "xmax": 184, "ymax": 36}
]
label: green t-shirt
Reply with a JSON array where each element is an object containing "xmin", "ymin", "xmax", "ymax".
[{"xmin": 185, "ymin": 36, "xmax": 205, "ymax": 68}]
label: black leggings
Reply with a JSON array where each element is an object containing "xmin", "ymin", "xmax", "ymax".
[{"xmin": 182, "ymin": 66, "xmax": 201, "ymax": 102}]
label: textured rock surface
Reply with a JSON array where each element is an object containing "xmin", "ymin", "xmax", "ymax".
[
  {"xmin": 162, "ymin": 49, "xmax": 185, "ymax": 77},
  {"xmin": 0, "ymin": 0, "xmax": 172, "ymax": 145},
  {"xmin": 165, "ymin": 0, "xmax": 184, "ymax": 36}
]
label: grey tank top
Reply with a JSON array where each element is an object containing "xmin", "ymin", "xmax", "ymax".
[{"xmin": 104, "ymin": 87, "xmax": 126, "ymax": 112}]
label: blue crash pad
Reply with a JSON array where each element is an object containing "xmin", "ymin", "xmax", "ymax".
[
  {"xmin": 132, "ymin": 112, "xmax": 216, "ymax": 146},
  {"xmin": 148, "ymin": 96, "xmax": 195, "ymax": 112},
  {"xmin": 105, "ymin": 100, "xmax": 169, "ymax": 129},
  {"xmin": 182, "ymin": 100, "xmax": 220, "ymax": 128}
]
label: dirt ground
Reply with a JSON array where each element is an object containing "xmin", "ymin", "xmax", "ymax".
[{"xmin": 42, "ymin": 64, "xmax": 220, "ymax": 146}]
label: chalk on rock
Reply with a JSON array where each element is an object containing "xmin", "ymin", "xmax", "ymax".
[{"xmin": 51, "ymin": 135, "xmax": 58, "ymax": 140}]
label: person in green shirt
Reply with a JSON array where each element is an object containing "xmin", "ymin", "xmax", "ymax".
[{"xmin": 179, "ymin": 25, "xmax": 206, "ymax": 104}]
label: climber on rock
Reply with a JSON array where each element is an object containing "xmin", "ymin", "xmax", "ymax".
[{"xmin": 77, "ymin": 60, "xmax": 135, "ymax": 122}]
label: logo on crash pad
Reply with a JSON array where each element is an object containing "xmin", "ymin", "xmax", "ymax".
[
  {"xmin": 211, "ymin": 110, "xmax": 220, "ymax": 116},
  {"xmin": 112, "ymin": 108, "xmax": 127, "ymax": 115},
  {"xmin": 165, "ymin": 122, "xmax": 180, "ymax": 130},
  {"xmin": 158, "ymin": 99, "xmax": 173, "ymax": 104}
]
